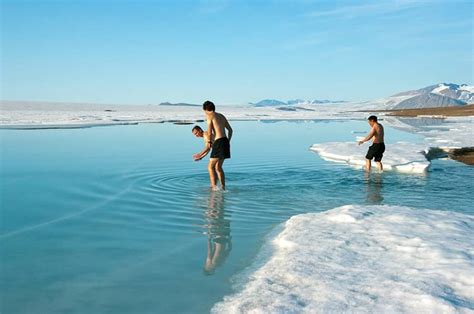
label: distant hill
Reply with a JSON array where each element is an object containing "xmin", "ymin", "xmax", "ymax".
[
  {"xmin": 252, "ymin": 99, "xmax": 287, "ymax": 107},
  {"xmin": 377, "ymin": 83, "xmax": 474, "ymax": 109},
  {"xmin": 159, "ymin": 102, "xmax": 199, "ymax": 107},
  {"xmin": 252, "ymin": 99, "xmax": 346, "ymax": 107}
]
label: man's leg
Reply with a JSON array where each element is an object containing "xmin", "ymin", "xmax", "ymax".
[
  {"xmin": 376, "ymin": 161, "xmax": 383, "ymax": 172},
  {"xmin": 365, "ymin": 159, "xmax": 371, "ymax": 172},
  {"xmin": 208, "ymin": 158, "xmax": 218, "ymax": 189},
  {"xmin": 215, "ymin": 159, "xmax": 225, "ymax": 190}
]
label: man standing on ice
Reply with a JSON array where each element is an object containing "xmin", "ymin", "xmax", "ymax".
[
  {"xmin": 358, "ymin": 115, "xmax": 385, "ymax": 172},
  {"xmin": 192, "ymin": 101, "xmax": 233, "ymax": 191}
]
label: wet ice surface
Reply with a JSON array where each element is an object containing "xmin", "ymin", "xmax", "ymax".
[
  {"xmin": 212, "ymin": 205, "xmax": 474, "ymax": 314},
  {"xmin": 310, "ymin": 142, "xmax": 430, "ymax": 173}
]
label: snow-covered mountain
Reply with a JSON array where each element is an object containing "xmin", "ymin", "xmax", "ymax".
[
  {"xmin": 252, "ymin": 99, "xmax": 287, "ymax": 107},
  {"xmin": 376, "ymin": 83, "xmax": 474, "ymax": 109},
  {"xmin": 252, "ymin": 99, "xmax": 346, "ymax": 107}
]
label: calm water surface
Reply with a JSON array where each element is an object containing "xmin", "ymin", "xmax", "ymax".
[{"xmin": 1, "ymin": 120, "xmax": 473, "ymax": 313}]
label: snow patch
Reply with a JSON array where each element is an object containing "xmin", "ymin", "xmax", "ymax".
[{"xmin": 212, "ymin": 205, "xmax": 474, "ymax": 313}]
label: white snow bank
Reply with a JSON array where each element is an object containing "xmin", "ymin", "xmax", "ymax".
[
  {"xmin": 310, "ymin": 142, "xmax": 430, "ymax": 173},
  {"xmin": 384, "ymin": 117, "xmax": 474, "ymax": 150},
  {"xmin": 421, "ymin": 117, "xmax": 474, "ymax": 150},
  {"xmin": 212, "ymin": 205, "xmax": 474, "ymax": 313}
]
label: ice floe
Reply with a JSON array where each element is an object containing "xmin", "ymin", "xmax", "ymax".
[
  {"xmin": 384, "ymin": 116, "xmax": 474, "ymax": 151},
  {"xmin": 310, "ymin": 142, "xmax": 430, "ymax": 173},
  {"xmin": 212, "ymin": 205, "xmax": 474, "ymax": 313}
]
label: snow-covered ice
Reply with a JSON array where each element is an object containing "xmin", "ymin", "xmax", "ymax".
[
  {"xmin": 384, "ymin": 116, "xmax": 474, "ymax": 150},
  {"xmin": 0, "ymin": 101, "xmax": 367, "ymax": 129},
  {"xmin": 212, "ymin": 205, "xmax": 474, "ymax": 313},
  {"xmin": 310, "ymin": 142, "xmax": 430, "ymax": 173}
]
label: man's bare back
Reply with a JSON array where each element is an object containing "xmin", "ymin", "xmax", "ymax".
[
  {"xmin": 207, "ymin": 112, "xmax": 232, "ymax": 141},
  {"xmin": 371, "ymin": 123, "xmax": 384, "ymax": 143},
  {"xmin": 359, "ymin": 116, "xmax": 385, "ymax": 172}
]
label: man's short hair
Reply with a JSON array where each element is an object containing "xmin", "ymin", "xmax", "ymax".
[
  {"xmin": 203, "ymin": 100, "xmax": 215, "ymax": 112},
  {"xmin": 368, "ymin": 115, "xmax": 378, "ymax": 122},
  {"xmin": 192, "ymin": 125, "xmax": 203, "ymax": 133}
]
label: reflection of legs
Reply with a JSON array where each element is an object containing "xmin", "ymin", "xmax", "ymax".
[
  {"xmin": 208, "ymin": 159, "xmax": 218, "ymax": 188},
  {"xmin": 365, "ymin": 159, "xmax": 371, "ymax": 172},
  {"xmin": 215, "ymin": 159, "xmax": 225, "ymax": 190}
]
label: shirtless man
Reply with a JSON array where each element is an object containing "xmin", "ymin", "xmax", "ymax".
[
  {"xmin": 199, "ymin": 100, "xmax": 233, "ymax": 191},
  {"xmin": 192, "ymin": 125, "xmax": 214, "ymax": 160},
  {"xmin": 358, "ymin": 115, "xmax": 385, "ymax": 172}
]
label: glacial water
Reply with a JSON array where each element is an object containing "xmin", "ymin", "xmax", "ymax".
[{"xmin": 1, "ymin": 120, "xmax": 473, "ymax": 313}]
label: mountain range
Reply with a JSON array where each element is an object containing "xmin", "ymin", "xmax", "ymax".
[
  {"xmin": 251, "ymin": 99, "xmax": 346, "ymax": 107},
  {"xmin": 159, "ymin": 102, "xmax": 199, "ymax": 107},
  {"xmin": 378, "ymin": 83, "xmax": 473, "ymax": 109}
]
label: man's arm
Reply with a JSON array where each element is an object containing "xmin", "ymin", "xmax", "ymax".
[
  {"xmin": 193, "ymin": 133, "xmax": 212, "ymax": 161},
  {"xmin": 207, "ymin": 117, "xmax": 215, "ymax": 137},
  {"xmin": 358, "ymin": 126, "xmax": 375, "ymax": 145},
  {"xmin": 225, "ymin": 118, "xmax": 233, "ymax": 141}
]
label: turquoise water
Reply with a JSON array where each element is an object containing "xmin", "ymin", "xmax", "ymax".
[{"xmin": 1, "ymin": 120, "xmax": 473, "ymax": 313}]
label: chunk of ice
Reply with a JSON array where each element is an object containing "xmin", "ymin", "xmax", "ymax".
[
  {"xmin": 310, "ymin": 142, "xmax": 430, "ymax": 173},
  {"xmin": 212, "ymin": 205, "xmax": 474, "ymax": 313}
]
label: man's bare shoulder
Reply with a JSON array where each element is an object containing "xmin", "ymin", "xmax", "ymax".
[{"xmin": 217, "ymin": 112, "xmax": 229, "ymax": 121}]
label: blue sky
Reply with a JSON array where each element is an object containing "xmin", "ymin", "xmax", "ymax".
[{"xmin": 2, "ymin": 0, "xmax": 472, "ymax": 104}]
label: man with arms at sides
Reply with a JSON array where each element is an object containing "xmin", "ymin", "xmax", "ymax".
[
  {"xmin": 198, "ymin": 100, "xmax": 232, "ymax": 191},
  {"xmin": 358, "ymin": 115, "xmax": 385, "ymax": 172}
]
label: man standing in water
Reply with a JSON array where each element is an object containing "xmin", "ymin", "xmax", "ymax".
[
  {"xmin": 193, "ymin": 101, "xmax": 232, "ymax": 191},
  {"xmin": 358, "ymin": 115, "xmax": 385, "ymax": 172}
]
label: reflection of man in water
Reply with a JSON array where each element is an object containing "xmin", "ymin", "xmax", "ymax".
[
  {"xmin": 203, "ymin": 191, "xmax": 232, "ymax": 275},
  {"xmin": 358, "ymin": 115, "xmax": 385, "ymax": 172},
  {"xmin": 365, "ymin": 172, "xmax": 384, "ymax": 204}
]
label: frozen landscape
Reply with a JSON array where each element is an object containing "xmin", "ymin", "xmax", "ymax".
[
  {"xmin": 2, "ymin": 83, "xmax": 472, "ymax": 169},
  {"xmin": 1, "ymin": 83, "xmax": 473, "ymax": 313}
]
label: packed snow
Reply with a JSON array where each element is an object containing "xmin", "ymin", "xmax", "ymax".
[
  {"xmin": 310, "ymin": 142, "xmax": 430, "ymax": 173},
  {"xmin": 212, "ymin": 205, "xmax": 474, "ymax": 313}
]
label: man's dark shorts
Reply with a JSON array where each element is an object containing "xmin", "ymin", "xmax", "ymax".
[
  {"xmin": 211, "ymin": 137, "xmax": 231, "ymax": 159},
  {"xmin": 366, "ymin": 142, "xmax": 385, "ymax": 162}
]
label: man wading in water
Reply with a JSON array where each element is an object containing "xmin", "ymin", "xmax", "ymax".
[
  {"xmin": 358, "ymin": 115, "xmax": 385, "ymax": 172},
  {"xmin": 192, "ymin": 101, "xmax": 233, "ymax": 191}
]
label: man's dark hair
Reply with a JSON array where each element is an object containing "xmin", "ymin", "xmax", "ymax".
[
  {"xmin": 203, "ymin": 100, "xmax": 215, "ymax": 112},
  {"xmin": 192, "ymin": 125, "xmax": 203, "ymax": 132},
  {"xmin": 368, "ymin": 115, "xmax": 378, "ymax": 122}
]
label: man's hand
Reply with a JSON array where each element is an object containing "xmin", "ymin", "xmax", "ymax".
[
  {"xmin": 193, "ymin": 153, "xmax": 201, "ymax": 161},
  {"xmin": 358, "ymin": 140, "xmax": 364, "ymax": 145}
]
